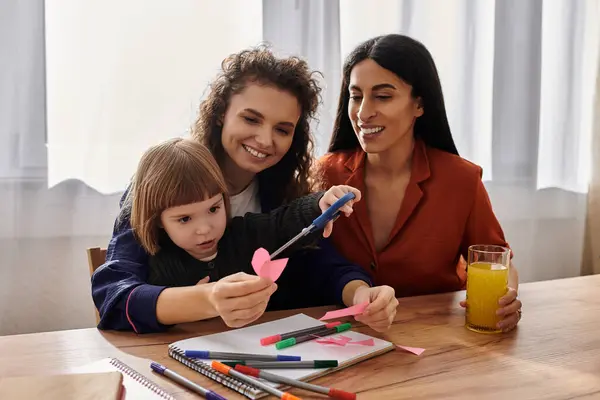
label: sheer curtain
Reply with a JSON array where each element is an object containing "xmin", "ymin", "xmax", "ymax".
[{"xmin": 45, "ymin": 0, "xmax": 263, "ymax": 195}]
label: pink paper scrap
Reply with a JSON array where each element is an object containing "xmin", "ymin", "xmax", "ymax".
[
  {"xmin": 251, "ymin": 247, "xmax": 288, "ymax": 282},
  {"xmin": 315, "ymin": 337, "xmax": 348, "ymax": 346},
  {"xmin": 315, "ymin": 335, "xmax": 374, "ymax": 347},
  {"xmin": 347, "ymin": 338, "xmax": 375, "ymax": 346},
  {"xmin": 396, "ymin": 345, "xmax": 426, "ymax": 356},
  {"xmin": 319, "ymin": 301, "xmax": 369, "ymax": 320}
]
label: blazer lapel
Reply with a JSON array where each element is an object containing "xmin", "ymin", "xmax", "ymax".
[{"xmin": 387, "ymin": 140, "xmax": 431, "ymax": 240}]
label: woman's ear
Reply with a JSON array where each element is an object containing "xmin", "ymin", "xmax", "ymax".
[
  {"xmin": 414, "ymin": 98, "xmax": 424, "ymax": 117},
  {"xmin": 216, "ymin": 114, "xmax": 224, "ymax": 126}
]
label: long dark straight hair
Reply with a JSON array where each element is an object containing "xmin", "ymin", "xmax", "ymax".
[{"xmin": 328, "ymin": 34, "xmax": 459, "ymax": 155}]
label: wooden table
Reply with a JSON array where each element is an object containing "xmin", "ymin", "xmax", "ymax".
[{"xmin": 1, "ymin": 275, "xmax": 599, "ymax": 399}]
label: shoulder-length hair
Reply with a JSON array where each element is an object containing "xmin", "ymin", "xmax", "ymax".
[{"xmin": 128, "ymin": 138, "xmax": 230, "ymax": 255}]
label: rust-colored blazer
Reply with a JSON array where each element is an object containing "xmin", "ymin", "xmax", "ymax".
[{"xmin": 319, "ymin": 140, "xmax": 510, "ymax": 297}]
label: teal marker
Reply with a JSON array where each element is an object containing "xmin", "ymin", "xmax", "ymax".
[{"xmin": 275, "ymin": 322, "xmax": 352, "ymax": 350}]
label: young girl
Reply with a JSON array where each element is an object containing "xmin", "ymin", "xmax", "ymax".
[{"xmin": 96, "ymin": 138, "xmax": 397, "ymax": 332}]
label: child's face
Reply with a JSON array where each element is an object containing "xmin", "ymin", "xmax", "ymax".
[{"xmin": 160, "ymin": 194, "xmax": 227, "ymax": 261}]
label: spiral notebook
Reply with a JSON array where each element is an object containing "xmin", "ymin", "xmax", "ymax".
[
  {"xmin": 169, "ymin": 313, "xmax": 395, "ymax": 399},
  {"xmin": 75, "ymin": 357, "xmax": 175, "ymax": 399}
]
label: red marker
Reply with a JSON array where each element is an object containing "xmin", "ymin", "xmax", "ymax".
[
  {"xmin": 234, "ymin": 365, "xmax": 356, "ymax": 400},
  {"xmin": 261, "ymin": 322, "xmax": 342, "ymax": 346},
  {"xmin": 212, "ymin": 361, "xmax": 300, "ymax": 400}
]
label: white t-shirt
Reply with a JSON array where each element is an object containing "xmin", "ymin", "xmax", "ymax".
[{"xmin": 229, "ymin": 179, "xmax": 261, "ymax": 217}]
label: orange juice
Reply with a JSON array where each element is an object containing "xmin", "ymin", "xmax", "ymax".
[{"xmin": 465, "ymin": 262, "xmax": 509, "ymax": 333}]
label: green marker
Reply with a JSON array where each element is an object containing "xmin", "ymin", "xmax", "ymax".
[
  {"xmin": 275, "ymin": 322, "xmax": 352, "ymax": 350},
  {"xmin": 221, "ymin": 360, "xmax": 338, "ymax": 369}
]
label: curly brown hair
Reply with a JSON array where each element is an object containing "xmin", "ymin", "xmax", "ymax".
[{"xmin": 192, "ymin": 45, "xmax": 322, "ymax": 207}]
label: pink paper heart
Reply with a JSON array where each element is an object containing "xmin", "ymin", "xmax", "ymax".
[
  {"xmin": 251, "ymin": 247, "xmax": 288, "ymax": 282},
  {"xmin": 251, "ymin": 248, "xmax": 270, "ymax": 275},
  {"xmin": 260, "ymin": 258, "xmax": 288, "ymax": 282}
]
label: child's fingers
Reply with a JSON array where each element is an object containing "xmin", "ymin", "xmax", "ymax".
[
  {"xmin": 196, "ymin": 276, "xmax": 210, "ymax": 285},
  {"xmin": 218, "ymin": 277, "xmax": 272, "ymax": 299},
  {"xmin": 228, "ymin": 300, "xmax": 268, "ymax": 322}
]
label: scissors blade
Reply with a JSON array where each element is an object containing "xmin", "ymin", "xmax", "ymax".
[{"xmin": 269, "ymin": 227, "xmax": 310, "ymax": 260}]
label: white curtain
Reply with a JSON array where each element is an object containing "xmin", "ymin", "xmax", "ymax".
[
  {"xmin": 3, "ymin": 0, "xmax": 600, "ymax": 335},
  {"xmin": 44, "ymin": 0, "xmax": 263, "ymax": 194},
  {"xmin": 312, "ymin": 0, "xmax": 599, "ymax": 192},
  {"xmin": 0, "ymin": 0, "xmax": 46, "ymax": 181},
  {"xmin": 537, "ymin": 0, "xmax": 600, "ymax": 193},
  {"xmin": 45, "ymin": 0, "xmax": 600, "ymax": 194}
]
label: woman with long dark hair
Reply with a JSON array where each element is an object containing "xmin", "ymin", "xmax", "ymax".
[{"xmin": 319, "ymin": 34, "xmax": 522, "ymax": 332}]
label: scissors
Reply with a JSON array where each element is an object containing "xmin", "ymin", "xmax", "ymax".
[{"xmin": 269, "ymin": 191, "xmax": 356, "ymax": 260}]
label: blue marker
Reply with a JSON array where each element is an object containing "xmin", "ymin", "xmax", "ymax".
[
  {"xmin": 150, "ymin": 362, "xmax": 227, "ymax": 400},
  {"xmin": 183, "ymin": 350, "xmax": 301, "ymax": 361}
]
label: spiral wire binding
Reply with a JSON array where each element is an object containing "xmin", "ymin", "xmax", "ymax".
[
  {"xmin": 169, "ymin": 345, "xmax": 262, "ymax": 399},
  {"xmin": 109, "ymin": 358, "xmax": 175, "ymax": 399}
]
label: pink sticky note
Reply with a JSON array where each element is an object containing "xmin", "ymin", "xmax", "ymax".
[
  {"xmin": 396, "ymin": 345, "xmax": 426, "ymax": 356},
  {"xmin": 251, "ymin": 248, "xmax": 288, "ymax": 282},
  {"xmin": 319, "ymin": 301, "xmax": 369, "ymax": 320}
]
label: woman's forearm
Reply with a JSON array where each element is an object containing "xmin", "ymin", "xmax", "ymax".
[{"xmin": 156, "ymin": 284, "xmax": 219, "ymax": 325}]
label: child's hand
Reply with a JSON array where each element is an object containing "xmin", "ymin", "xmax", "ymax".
[
  {"xmin": 318, "ymin": 185, "xmax": 362, "ymax": 237},
  {"xmin": 209, "ymin": 272, "xmax": 277, "ymax": 328},
  {"xmin": 353, "ymin": 285, "xmax": 398, "ymax": 332}
]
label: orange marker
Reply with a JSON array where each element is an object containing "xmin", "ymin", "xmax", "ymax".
[{"xmin": 212, "ymin": 361, "xmax": 301, "ymax": 400}]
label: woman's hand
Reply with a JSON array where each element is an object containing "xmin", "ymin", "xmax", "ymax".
[
  {"xmin": 318, "ymin": 185, "xmax": 362, "ymax": 237},
  {"xmin": 209, "ymin": 272, "xmax": 277, "ymax": 328},
  {"xmin": 352, "ymin": 285, "xmax": 398, "ymax": 332},
  {"xmin": 459, "ymin": 287, "xmax": 522, "ymax": 332}
]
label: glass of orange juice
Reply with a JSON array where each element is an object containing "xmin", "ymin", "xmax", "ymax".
[{"xmin": 465, "ymin": 245, "xmax": 510, "ymax": 333}]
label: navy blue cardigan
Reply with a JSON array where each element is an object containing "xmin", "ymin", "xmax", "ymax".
[{"xmin": 91, "ymin": 183, "xmax": 372, "ymax": 333}]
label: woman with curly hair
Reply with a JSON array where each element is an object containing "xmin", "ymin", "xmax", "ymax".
[{"xmin": 92, "ymin": 46, "xmax": 396, "ymax": 333}]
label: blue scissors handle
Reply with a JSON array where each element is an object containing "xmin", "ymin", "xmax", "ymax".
[{"xmin": 311, "ymin": 191, "xmax": 356, "ymax": 231}]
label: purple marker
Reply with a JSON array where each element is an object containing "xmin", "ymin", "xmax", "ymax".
[
  {"xmin": 183, "ymin": 350, "xmax": 300, "ymax": 361},
  {"xmin": 150, "ymin": 361, "xmax": 228, "ymax": 400}
]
